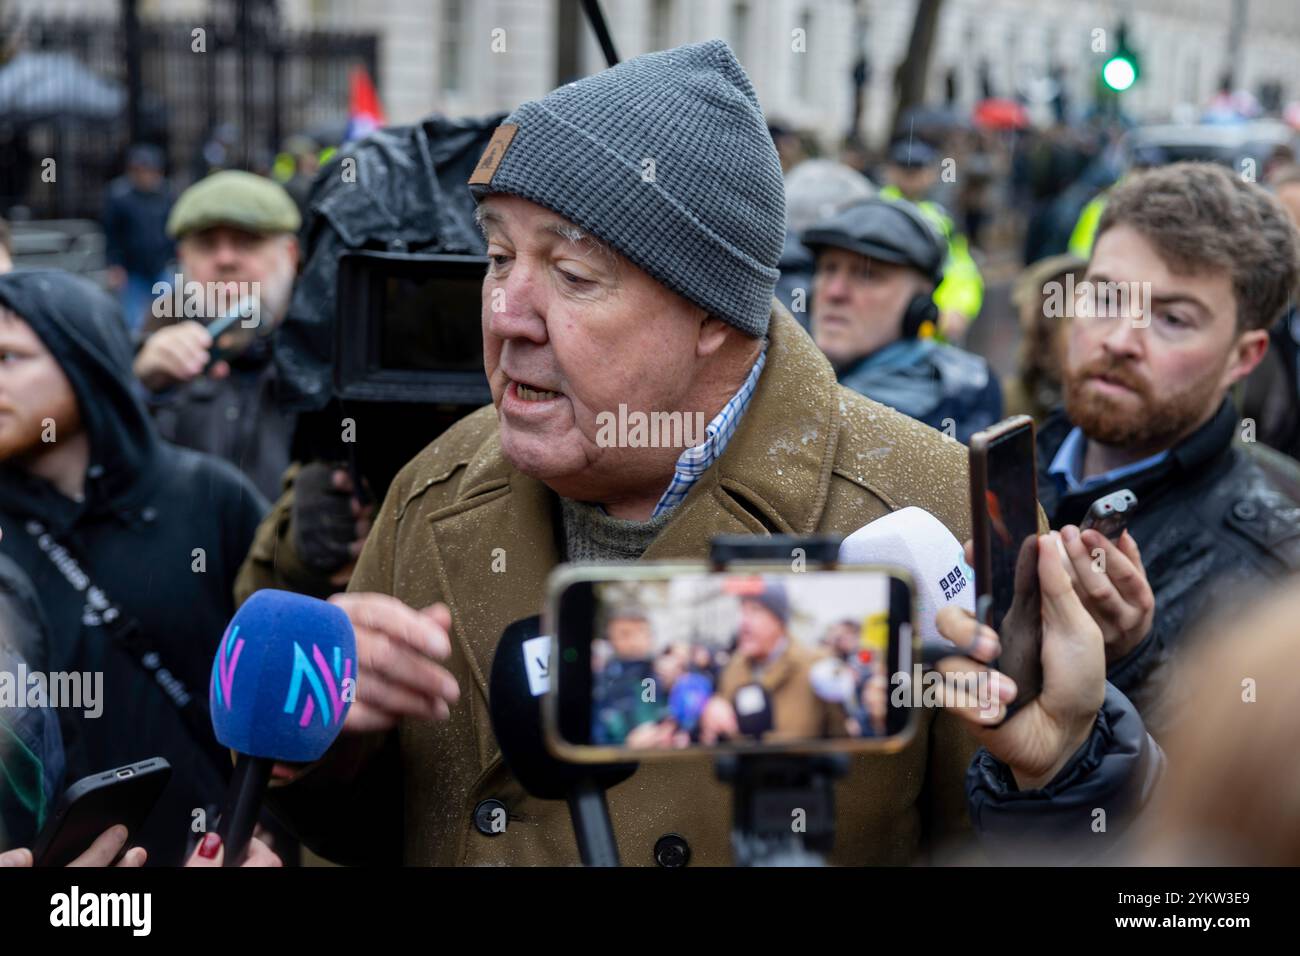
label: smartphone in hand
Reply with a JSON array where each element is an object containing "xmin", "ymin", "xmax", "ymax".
[{"xmin": 969, "ymin": 416, "xmax": 1043, "ymax": 714}]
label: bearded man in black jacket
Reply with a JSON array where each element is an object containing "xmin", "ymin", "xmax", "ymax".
[
  {"xmin": 1039, "ymin": 163, "xmax": 1300, "ymax": 740},
  {"xmin": 0, "ymin": 270, "xmax": 267, "ymax": 865}
]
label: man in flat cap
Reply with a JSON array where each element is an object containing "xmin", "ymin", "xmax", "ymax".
[
  {"xmin": 131, "ymin": 170, "xmax": 301, "ymax": 500},
  {"xmin": 803, "ymin": 196, "xmax": 1002, "ymax": 444},
  {"xmin": 264, "ymin": 41, "xmax": 1159, "ymax": 866}
]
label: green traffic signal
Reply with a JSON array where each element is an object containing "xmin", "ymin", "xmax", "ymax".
[{"xmin": 1102, "ymin": 54, "xmax": 1138, "ymax": 92}]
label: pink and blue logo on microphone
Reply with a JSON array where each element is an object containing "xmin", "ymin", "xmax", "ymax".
[
  {"xmin": 208, "ymin": 589, "xmax": 356, "ymax": 763},
  {"xmin": 284, "ymin": 642, "xmax": 352, "ymax": 727},
  {"xmin": 210, "ymin": 624, "xmax": 245, "ymax": 710}
]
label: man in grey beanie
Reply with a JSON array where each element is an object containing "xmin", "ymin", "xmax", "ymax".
[{"xmin": 267, "ymin": 40, "xmax": 1159, "ymax": 867}]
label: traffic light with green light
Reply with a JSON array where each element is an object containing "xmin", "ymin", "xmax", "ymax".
[{"xmin": 1102, "ymin": 24, "xmax": 1140, "ymax": 92}]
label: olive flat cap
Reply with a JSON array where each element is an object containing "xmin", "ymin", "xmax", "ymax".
[{"xmin": 166, "ymin": 170, "xmax": 301, "ymax": 239}]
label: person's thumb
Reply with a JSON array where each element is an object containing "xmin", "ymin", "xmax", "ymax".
[
  {"xmin": 422, "ymin": 602, "xmax": 452, "ymax": 634},
  {"xmin": 1038, "ymin": 533, "xmax": 1092, "ymax": 638}
]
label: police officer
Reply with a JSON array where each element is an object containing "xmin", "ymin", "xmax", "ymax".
[{"xmin": 880, "ymin": 140, "xmax": 984, "ymax": 341}]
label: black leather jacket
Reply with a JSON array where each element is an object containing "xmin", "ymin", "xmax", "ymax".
[{"xmin": 1037, "ymin": 399, "xmax": 1300, "ymax": 740}]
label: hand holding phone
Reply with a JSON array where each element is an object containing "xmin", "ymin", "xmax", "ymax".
[
  {"xmin": 31, "ymin": 760, "xmax": 170, "ymax": 867},
  {"xmin": 933, "ymin": 532, "xmax": 1106, "ymax": 790},
  {"xmin": 969, "ymin": 416, "xmax": 1043, "ymax": 712},
  {"xmin": 1057, "ymin": 522, "xmax": 1155, "ymax": 665}
]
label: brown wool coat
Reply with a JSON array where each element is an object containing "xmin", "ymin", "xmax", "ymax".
[
  {"xmin": 264, "ymin": 303, "xmax": 981, "ymax": 866},
  {"xmin": 716, "ymin": 641, "xmax": 848, "ymax": 742}
]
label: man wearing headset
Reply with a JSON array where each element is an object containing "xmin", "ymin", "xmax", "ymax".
[{"xmin": 803, "ymin": 197, "xmax": 1002, "ymax": 444}]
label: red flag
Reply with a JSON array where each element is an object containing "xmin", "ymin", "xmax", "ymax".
[{"xmin": 346, "ymin": 66, "xmax": 386, "ymax": 142}]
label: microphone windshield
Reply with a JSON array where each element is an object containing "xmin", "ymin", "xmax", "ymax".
[
  {"xmin": 209, "ymin": 589, "xmax": 355, "ymax": 762},
  {"xmin": 839, "ymin": 507, "xmax": 975, "ymax": 645},
  {"xmin": 490, "ymin": 616, "xmax": 635, "ymax": 799}
]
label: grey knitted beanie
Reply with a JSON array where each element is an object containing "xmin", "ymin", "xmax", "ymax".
[{"xmin": 468, "ymin": 39, "xmax": 785, "ymax": 338}]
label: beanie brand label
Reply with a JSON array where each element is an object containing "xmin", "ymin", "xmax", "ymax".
[{"xmin": 469, "ymin": 124, "xmax": 519, "ymax": 186}]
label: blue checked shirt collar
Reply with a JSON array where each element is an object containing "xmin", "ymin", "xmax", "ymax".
[{"xmin": 652, "ymin": 347, "xmax": 767, "ymax": 517}]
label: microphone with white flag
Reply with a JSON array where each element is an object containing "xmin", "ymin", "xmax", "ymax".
[{"xmin": 838, "ymin": 507, "xmax": 976, "ymax": 664}]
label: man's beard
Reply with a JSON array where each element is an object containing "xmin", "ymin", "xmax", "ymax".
[{"xmin": 1062, "ymin": 354, "xmax": 1223, "ymax": 452}]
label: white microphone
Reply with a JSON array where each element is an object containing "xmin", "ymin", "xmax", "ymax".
[{"xmin": 838, "ymin": 507, "xmax": 975, "ymax": 661}]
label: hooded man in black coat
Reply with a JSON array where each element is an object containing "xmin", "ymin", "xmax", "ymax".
[{"xmin": 0, "ymin": 270, "xmax": 267, "ymax": 865}]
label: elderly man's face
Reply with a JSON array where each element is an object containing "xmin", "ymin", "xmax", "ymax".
[
  {"xmin": 478, "ymin": 195, "xmax": 717, "ymax": 503},
  {"xmin": 607, "ymin": 617, "xmax": 653, "ymax": 661},
  {"xmin": 178, "ymin": 226, "xmax": 298, "ymax": 332},
  {"xmin": 736, "ymin": 599, "xmax": 785, "ymax": 663},
  {"xmin": 812, "ymin": 249, "xmax": 924, "ymax": 366}
]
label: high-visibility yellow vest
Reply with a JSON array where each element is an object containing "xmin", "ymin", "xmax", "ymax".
[{"xmin": 880, "ymin": 185, "xmax": 984, "ymax": 322}]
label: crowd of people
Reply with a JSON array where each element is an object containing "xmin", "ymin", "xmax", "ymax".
[
  {"xmin": 593, "ymin": 585, "xmax": 889, "ymax": 748},
  {"xmin": 2, "ymin": 36, "xmax": 1300, "ymax": 868}
]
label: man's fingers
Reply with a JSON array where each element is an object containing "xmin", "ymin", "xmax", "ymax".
[
  {"xmin": 1080, "ymin": 529, "xmax": 1150, "ymax": 609},
  {"xmin": 357, "ymin": 660, "xmax": 457, "ymax": 717},
  {"xmin": 357, "ymin": 636, "xmax": 460, "ymax": 705},
  {"xmin": 934, "ymin": 605, "xmax": 1001, "ymax": 662},
  {"xmin": 0, "ymin": 848, "xmax": 33, "ymax": 867},
  {"xmin": 423, "ymin": 602, "xmax": 452, "ymax": 634},
  {"xmin": 1057, "ymin": 525, "xmax": 1094, "ymax": 590},
  {"xmin": 330, "ymin": 592, "xmax": 451, "ymax": 659},
  {"xmin": 68, "ymin": 825, "xmax": 129, "ymax": 867},
  {"xmin": 1038, "ymin": 533, "xmax": 1099, "ymax": 638},
  {"xmin": 115, "ymin": 847, "xmax": 147, "ymax": 867},
  {"xmin": 932, "ymin": 655, "xmax": 1016, "ymax": 723}
]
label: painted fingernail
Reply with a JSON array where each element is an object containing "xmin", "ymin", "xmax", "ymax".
[{"xmin": 198, "ymin": 833, "xmax": 222, "ymax": 859}]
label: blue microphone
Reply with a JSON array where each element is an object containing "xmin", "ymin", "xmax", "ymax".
[{"xmin": 209, "ymin": 589, "xmax": 356, "ymax": 864}]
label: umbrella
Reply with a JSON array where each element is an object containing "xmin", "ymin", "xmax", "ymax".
[
  {"xmin": 973, "ymin": 98, "xmax": 1030, "ymax": 131},
  {"xmin": 0, "ymin": 51, "xmax": 125, "ymax": 124}
]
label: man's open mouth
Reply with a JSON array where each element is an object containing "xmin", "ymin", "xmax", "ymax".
[{"xmin": 513, "ymin": 380, "xmax": 562, "ymax": 402}]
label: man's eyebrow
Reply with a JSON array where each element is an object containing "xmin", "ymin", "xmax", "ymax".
[
  {"xmin": 1148, "ymin": 292, "xmax": 1213, "ymax": 318},
  {"xmin": 1085, "ymin": 271, "xmax": 1212, "ymax": 315},
  {"xmin": 541, "ymin": 219, "xmax": 618, "ymax": 267},
  {"xmin": 473, "ymin": 204, "xmax": 502, "ymax": 233}
]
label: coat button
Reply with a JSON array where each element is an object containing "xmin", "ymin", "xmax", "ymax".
[
  {"xmin": 473, "ymin": 798, "xmax": 509, "ymax": 836},
  {"xmin": 654, "ymin": 833, "xmax": 691, "ymax": 868},
  {"xmin": 1233, "ymin": 500, "xmax": 1259, "ymax": 521}
]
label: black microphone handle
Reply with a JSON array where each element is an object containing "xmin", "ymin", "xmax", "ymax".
[
  {"xmin": 566, "ymin": 778, "xmax": 620, "ymax": 867},
  {"xmin": 217, "ymin": 754, "xmax": 273, "ymax": 867}
]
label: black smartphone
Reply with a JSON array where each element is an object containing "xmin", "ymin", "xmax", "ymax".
[
  {"xmin": 969, "ymin": 416, "xmax": 1043, "ymax": 713},
  {"xmin": 1080, "ymin": 489, "xmax": 1138, "ymax": 540},
  {"xmin": 544, "ymin": 563, "xmax": 918, "ymax": 760},
  {"xmin": 32, "ymin": 759, "xmax": 171, "ymax": 867}
]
